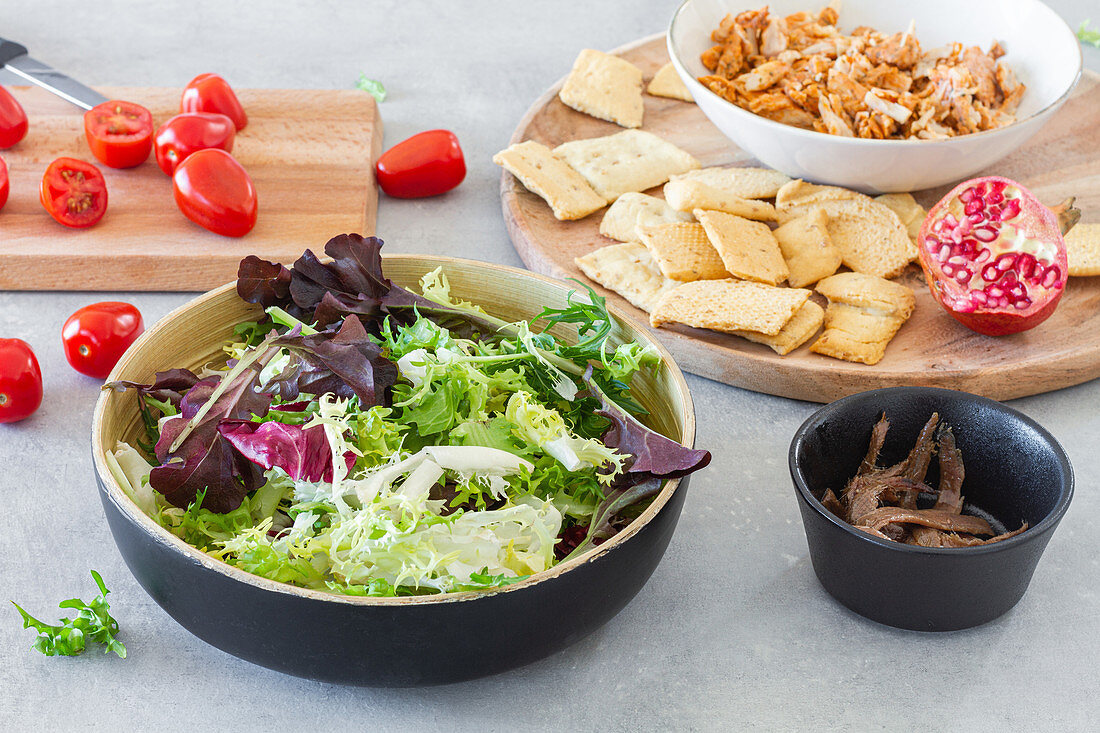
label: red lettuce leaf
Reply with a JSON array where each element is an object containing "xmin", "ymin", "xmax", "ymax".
[
  {"xmin": 105, "ymin": 368, "xmax": 202, "ymax": 409},
  {"xmin": 218, "ymin": 420, "xmax": 355, "ymax": 482},
  {"xmin": 237, "ymin": 256, "xmax": 292, "ymax": 309}
]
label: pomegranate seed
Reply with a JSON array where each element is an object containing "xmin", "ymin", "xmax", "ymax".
[
  {"xmin": 959, "ymin": 188, "xmax": 975, "ymax": 203},
  {"xmin": 987, "ymin": 190, "xmax": 1004, "ymax": 205},
  {"xmin": 989, "ymin": 180, "xmax": 1007, "ymax": 194},
  {"xmin": 988, "ymin": 286, "xmax": 1004, "ymax": 298},
  {"xmin": 937, "ymin": 244, "xmax": 952, "ymax": 261},
  {"xmin": 942, "ymin": 263, "xmax": 955, "ymax": 277},
  {"xmin": 996, "ymin": 253, "xmax": 1017, "ymax": 271},
  {"xmin": 973, "ymin": 183, "xmax": 987, "ymax": 197},
  {"xmin": 1014, "ymin": 299, "xmax": 1031, "ymax": 309},
  {"xmin": 1016, "ymin": 254, "xmax": 1036, "ymax": 279},
  {"xmin": 982, "ymin": 264, "xmax": 999, "ymax": 281},
  {"xmin": 999, "ymin": 199, "xmax": 1021, "ymax": 220},
  {"xmin": 956, "ymin": 269, "xmax": 972, "ymax": 284},
  {"xmin": 971, "ymin": 291, "xmax": 988, "ymax": 305},
  {"xmin": 973, "ymin": 227, "xmax": 998, "ymax": 242},
  {"xmin": 943, "ymin": 213, "xmax": 959, "ymax": 229},
  {"xmin": 1041, "ymin": 267, "xmax": 1060, "ymax": 288},
  {"xmin": 974, "ymin": 248, "xmax": 992, "ymax": 263},
  {"xmin": 964, "ymin": 199, "xmax": 983, "ymax": 216}
]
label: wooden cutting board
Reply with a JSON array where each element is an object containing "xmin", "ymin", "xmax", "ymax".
[
  {"xmin": 500, "ymin": 34, "xmax": 1100, "ymax": 403},
  {"xmin": 0, "ymin": 85, "xmax": 381, "ymax": 291}
]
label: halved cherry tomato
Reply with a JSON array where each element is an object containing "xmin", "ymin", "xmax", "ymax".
[
  {"xmin": 62, "ymin": 302, "xmax": 144, "ymax": 379},
  {"xmin": 83, "ymin": 100, "xmax": 154, "ymax": 169},
  {"xmin": 375, "ymin": 129, "xmax": 465, "ymax": 199},
  {"xmin": 181, "ymin": 74, "xmax": 247, "ymax": 131},
  {"xmin": 40, "ymin": 157, "xmax": 108, "ymax": 228},
  {"xmin": 0, "ymin": 85, "xmax": 28, "ymax": 149},
  {"xmin": 0, "ymin": 156, "xmax": 9, "ymax": 212},
  {"xmin": 173, "ymin": 148, "xmax": 257, "ymax": 236},
  {"xmin": 0, "ymin": 338, "xmax": 42, "ymax": 423},
  {"xmin": 154, "ymin": 112, "xmax": 236, "ymax": 175}
]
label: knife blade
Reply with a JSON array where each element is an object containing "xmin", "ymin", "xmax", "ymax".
[{"xmin": 0, "ymin": 36, "xmax": 107, "ymax": 110}]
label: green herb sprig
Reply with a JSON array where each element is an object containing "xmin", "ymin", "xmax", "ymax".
[
  {"xmin": 356, "ymin": 73, "xmax": 387, "ymax": 102},
  {"xmin": 11, "ymin": 570, "xmax": 127, "ymax": 658},
  {"xmin": 1079, "ymin": 20, "xmax": 1100, "ymax": 48}
]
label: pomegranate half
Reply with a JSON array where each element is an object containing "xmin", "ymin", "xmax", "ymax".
[{"xmin": 917, "ymin": 176, "xmax": 1078, "ymax": 336}]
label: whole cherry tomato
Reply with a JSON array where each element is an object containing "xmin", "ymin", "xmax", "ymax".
[
  {"xmin": 180, "ymin": 74, "xmax": 247, "ymax": 131},
  {"xmin": 0, "ymin": 85, "xmax": 28, "ymax": 149},
  {"xmin": 0, "ymin": 156, "xmax": 9, "ymax": 212},
  {"xmin": 154, "ymin": 112, "xmax": 236, "ymax": 175},
  {"xmin": 83, "ymin": 100, "xmax": 154, "ymax": 169},
  {"xmin": 172, "ymin": 148, "xmax": 257, "ymax": 236},
  {"xmin": 40, "ymin": 157, "xmax": 108, "ymax": 228},
  {"xmin": 62, "ymin": 302, "xmax": 144, "ymax": 379},
  {"xmin": 375, "ymin": 129, "xmax": 465, "ymax": 199},
  {"xmin": 0, "ymin": 338, "xmax": 42, "ymax": 423}
]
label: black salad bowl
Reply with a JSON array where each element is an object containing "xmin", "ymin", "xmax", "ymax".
[
  {"xmin": 91, "ymin": 255, "xmax": 700, "ymax": 686},
  {"xmin": 789, "ymin": 386, "xmax": 1073, "ymax": 632}
]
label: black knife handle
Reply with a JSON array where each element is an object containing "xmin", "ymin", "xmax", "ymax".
[{"xmin": 0, "ymin": 38, "xmax": 29, "ymax": 67}]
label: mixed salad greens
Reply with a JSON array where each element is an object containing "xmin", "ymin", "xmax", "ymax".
[{"xmin": 106, "ymin": 235, "xmax": 709, "ymax": 597}]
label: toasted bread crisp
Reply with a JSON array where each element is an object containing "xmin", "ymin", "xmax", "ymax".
[
  {"xmin": 670, "ymin": 166, "xmax": 791, "ymax": 199},
  {"xmin": 638, "ymin": 222, "xmax": 731, "ymax": 282},
  {"xmin": 811, "ymin": 272, "xmax": 916, "ymax": 365},
  {"xmin": 773, "ymin": 209, "xmax": 842, "ymax": 288},
  {"xmin": 599, "ymin": 192, "xmax": 692, "ymax": 243},
  {"xmin": 731, "ymin": 300, "xmax": 825, "ymax": 355},
  {"xmin": 1066, "ymin": 223, "xmax": 1100, "ymax": 277},
  {"xmin": 776, "ymin": 180, "xmax": 914, "ymax": 278},
  {"xmin": 554, "ymin": 130, "xmax": 699, "ymax": 202},
  {"xmin": 874, "ymin": 193, "xmax": 927, "ymax": 243},
  {"xmin": 664, "ymin": 179, "xmax": 777, "ymax": 221},
  {"xmin": 694, "ymin": 209, "xmax": 789, "ymax": 286},
  {"xmin": 575, "ymin": 242, "xmax": 678, "ymax": 313},
  {"xmin": 647, "ymin": 62, "xmax": 694, "ymax": 102},
  {"xmin": 559, "ymin": 49, "xmax": 645, "ymax": 128},
  {"xmin": 650, "ymin": 279, "xmax": 811, "ymax": 336},
  {"xmin": 493, "ymin": 141, "xmax": 606, "ymax": 221}
]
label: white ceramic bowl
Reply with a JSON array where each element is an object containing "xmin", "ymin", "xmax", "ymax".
[{"xmin": 667, "ymin": 0, "xmax": 1082, "ymax": 193}]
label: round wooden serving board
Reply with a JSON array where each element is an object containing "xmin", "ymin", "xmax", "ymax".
[{"xmin": 499, "ymin": 34, "xmax": 1100, "ymax": 404}]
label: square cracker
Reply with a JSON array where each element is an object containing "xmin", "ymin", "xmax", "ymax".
[
  {"xmin": 554, "ymin": 130, "xmax": 699, "ymax": 201},
  {"xmin": 1066, "ymin": 223, "xmax": 1100, "ymax": 277},
  {"xmin": 650, "ymin": 279, "xmax": 811, "ymax": 336},
  {"xmin": 600, "ymin": 192, "xmax": 692, "ymax": 243},
  {"xmin": 731, "ymin": 300, "xmax": 825, "ymax": 355},
  {"xmin": 664, "ymin": 179, "xmax": 777, "ymax": 221},
  {"xmin": 647, "ymin": 62, "xmax": 694, "ymax": 102},
  {"xmin": 493, "ymin": 141, "xmax": 606, "ymax": 221},
  {"xmin": 575, "ymin": 242, "xmax": 678, "ymax": 313},
  {"xmin": 670, "ymin": 166, "xmax": 791, "ymax": 199},
  {"xmin": 810, "ymin": 303, "xmax": 909, "ymax": 366},
  {"xmin": 559, "ymin": 49, "xmax": 645, "ymax": 128},
  {"xmin": 773, "ymin": 209, "xmax": 842, "ymax": 288},
  {"xmin": 694, "ymin": 209, "xmax": 789, "ymax": 286},
  {"xmin": 638, "ymin": 222, "xmax": 731, "ymax": 282},
  {"xmin": 814, "ymin": 271, "xmax": 915, "ymax": 316}
]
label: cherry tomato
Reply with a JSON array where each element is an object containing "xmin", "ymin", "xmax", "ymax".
[
  {"xmin": 154, "ymin": 112, "xmax": 236, "ymax": 175},
  {"xmin": 180, "ymin": 74, "xmax": 247, "ymax": 131},
  {"xmin": 83, "ymin": 100, "xmax": 154, "ymax": 169},
  {"xmin": 0, "ymin": 156, "xmax": 8, "ymax": 212},
  {"xmin": 62, "ymin": 302, "xmax": 144, "ymax": 379},
  {"xmin": 172, "ymin": 148, "xmax": 257, "ymax": 237},
  {"xmin": 375, "ymin": 129, "xmax": 465, "ymax": 199},
  {"xmin": 0, "ymin": 339, "xmax": 42, "ymax": 423},
  {"xmin": 40, "ymin": 157, "xmax": 108, "ymax": 228},
  {"xmin": 0, "ymin": 85, "xmax": 28, "ymax": 149}
]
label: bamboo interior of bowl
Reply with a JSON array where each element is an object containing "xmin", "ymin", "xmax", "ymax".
[{"xmin": 92, "ymin": 254, "xmax": 695, "ymax": 600}]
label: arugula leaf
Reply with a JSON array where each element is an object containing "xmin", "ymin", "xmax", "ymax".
[
  {"xmin": 1079, "ymin": 20, "xmax": 1100, "ymax": 47},
  {"xmin": 11, "ymin": 571, "xmax": 126, "ymax": 658},
  {"xmin": 356, "ymin": 73, "xmax": 387, "ymax": 102}
]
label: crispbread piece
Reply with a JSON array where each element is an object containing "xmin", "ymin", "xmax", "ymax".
[
  {"xmin": 776, "ymin": 180, "xmax": 915, "ymax": 278},
  {"xmin": 773, "ymin": 209, "xmax": 842, "ymax": 288},
  {"xmin": 731, "ymin": 300, "xmax": 825, "ymax": 355},
  {"xmin": 554, "ymin": 130, "xmax": 699, "ymax": 201},
  {"xmin": 815, "ymin": 271, "xmax": 916, "ymax": 316},
  {"xmin": 874, "ymin": 193, "xmax": 926, "ymax": 242},
  {"xmin": 599, "ymin": 192, "xmax": 692, "ymax": 243},
  {"xmin": 638, "ymin": 222, "xmax": 730, "ymax": 282},
  {"xmin": 559, "ymin": 49, "xmax": 645, "ymax": 128},
  {"xmin": 1066, "ymin": 223, "xmax": 1100, "ymax": 277},
  {"xmin": 493, "ymin": 141, "xmax": 606, "ymax": 220},
  {"xmin": 647, "ymin": 62, "xmax": 694, "ymax": 102},
  {"xmin": 810, "ymin": 304, "xmax": 909, "ymax": 365},
  {"xmin": 694, "ymin": 209, "xmax": 789, "ymax": 286},
  {"xmin": 670, "ymin": 166, "xmax": 791, "ymax": 199},
  {"xmin": 664, "ymin": 179, "xmax": 777, "ymax": 221},
  {"xmin": 575, "ymin": 242, "xmax": 678, "ymax": 312},
  {"xmin": 650, "ymin": 279, "xmax": 811, "ymax": 336}
]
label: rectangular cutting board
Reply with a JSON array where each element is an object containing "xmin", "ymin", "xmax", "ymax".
[{"xmin": 0, "ymin": 85, "xmax": 381, "ymax": 291}]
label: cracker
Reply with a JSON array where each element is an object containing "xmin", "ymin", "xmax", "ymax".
[
  {"xmin": 650, "ymin": 279, "xmax": 811, "ymax": 336},
  {"xmin": 731, "ymin": 300, "xmax": 825, "ymax": 355},
  {"xmin": 694, "ymin": 209, "xmax": 789, "ymax": 286},
  {"xmin": 1066, "ymin": 223, "xmax": 1100, "ymax": 277},
  {"xmin": 493, "ymin": 141, "xmax": 606, "ymax": 221},
  {"xmin": 554, "ymin": 130, "xmax": 699, "ymax": 201},
  {"xmin": 559, "ymin": 49, "xmax": 645, "ymax": 128},
  {"xmin": 773, "ymin": 209, "xmax": 842, "ymax": 288},
  {"xmin": 647, "ymin": 62, "xmax": 694, "ymax": 102},
  {"xmin": 810, "ymin": 303, "xmax": 909, "ymax": 365},
  {"xmin": 599, "ymin": 192, "xmax": 692, "ymax": 243},
  {"xmin": 664, "ymin": 179, "xmax": 777, "ymax": 221},
  {"xmin": 874, "ymin": 193, "xmax": 926, "ymax": 241},
  {"xmin": 670, "ymin": 166, "xmax": 791, "ymax": 199},
  {"xmin": 815, "ymin": 271, "xmax": 916, "ymax": 316},
  {"xmin": 638, "ymin": 222, "xmax": 731, "ymax": 282},
  {"xmin": 575, "ymin": 242, "xmax": 678, "ymax": 313}
]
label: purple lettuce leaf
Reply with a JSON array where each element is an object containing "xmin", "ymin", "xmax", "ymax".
[
  {"xmin": 237, "ymin": 256, "xmax": 292, "ymax": 309},
  {"xmin": 218, "ymin": 420, "xmax": 356, "ymax": 482},
  {"xmin": 105, "ymin": 368, "xmax": 202, "ymax": 409}
]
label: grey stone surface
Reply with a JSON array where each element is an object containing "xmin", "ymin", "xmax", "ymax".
[{"xmin": 1, "ymin": 1, "xmax": 1097, "ymax": 730}]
